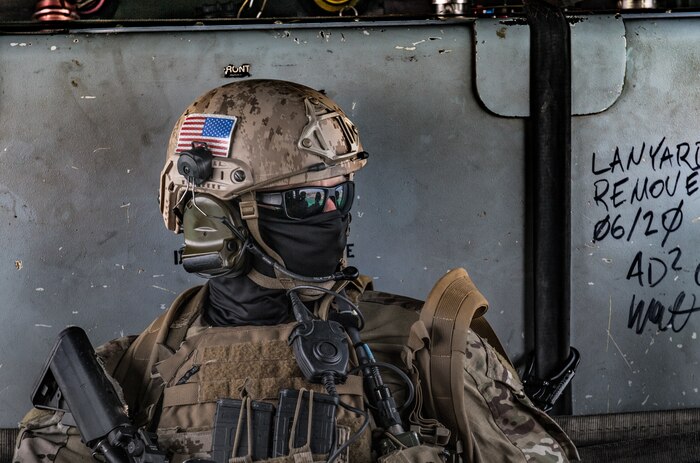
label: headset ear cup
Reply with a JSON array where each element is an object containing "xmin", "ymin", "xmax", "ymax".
[{"xmin": 180, "ymin": 195, "xmax": 250, "ymax": 278}]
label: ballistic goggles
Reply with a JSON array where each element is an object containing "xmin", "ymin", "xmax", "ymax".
[{"xmin": 256, "ymin": 181, "xmax": 355, "ymax": 220}]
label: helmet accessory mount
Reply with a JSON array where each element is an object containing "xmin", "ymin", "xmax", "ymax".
[
  {"xmin": 177, "ymin": 142, "xmax": 214, "ymax": 187},
  {"xmin": 297, "ymin": 98, "xmax": 360, "ymax": 164}
]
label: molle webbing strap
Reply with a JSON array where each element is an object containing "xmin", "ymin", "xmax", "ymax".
[
  {"xmin": 163, "ymin": 285, "xmax": 209, "ymax": 354},
  {"xmin": 346, "ymin": 274, "xmax": 374, "ymax": 302},
  {"xmin": 316, "ymin": 280, "xmax": 349, "ymax": 320},
  {"xmin": 316, "ymin": 275, "xmax": 373, "ymax": 321},
  {"xmin": 405, "ymin": 320, "xmax": 451, "ymax": 446},
  {"xmin": 113, "ymin": 285, "xmax": 205, "ymax": 426},
  {"xmin": 162, "ymin": 382, "xmax": 199, "ymax": 408},
  {"xmin": 157, "ymin": 331, "xmax": 366, "ymax": 408},
  {"xmin": 161, "ymin": 374, "xmax": 365, "ymax": 408},
  {"xmin": 112, "ymin": 286, "xmax": 196, "ymax": 382},
  {"xmin": 419, "ymin": 268, "xmax": 488, "ymax": 457},
  {"xmin": 470, "ymin": 317, "xmax": 518, "ymax": 379}
]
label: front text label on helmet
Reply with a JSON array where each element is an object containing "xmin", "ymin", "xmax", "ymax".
[{"xmin": 223, "ymin": 64, "xmax": 252, "ymax": 78}]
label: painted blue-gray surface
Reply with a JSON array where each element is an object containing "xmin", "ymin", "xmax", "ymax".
[
  {"xmin": 0, "ymin": 23, "xmax": 527, "ymax": 427},
  {"xmin": 475, "ymin": 15, "xmax": 627, "ymax": 117},
  {"xmin": 570, "ymin": 17, "xmax": 700, "ymax": 414},
  {"xmin": 0, "ymin": 15, "xmax": 697, "ymax": 427}
]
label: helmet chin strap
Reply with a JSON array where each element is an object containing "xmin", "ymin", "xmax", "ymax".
[
  {"xmin": 246, "ymin": 269, "xmax": 339, "ymax": 300},
  {"xmin": 238, "ymin": 192, "xmax": 286, "ymax": 268}
]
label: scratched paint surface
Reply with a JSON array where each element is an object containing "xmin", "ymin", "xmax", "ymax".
[
  {"xmin": 5, "ymin": 17, "xmax": 694, "ymax": 424},
  {"xmin": 571, "ymin": 19, "xmax": 700, "ymax": 414},
  {"xmin": 0, "ymin": 24, "xmax": 527, "ymax": 426}
]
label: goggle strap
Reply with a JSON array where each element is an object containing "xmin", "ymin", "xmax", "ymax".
[{"xmin": 239, "ymin": 191, "xmax": 286, "ymax": 267}]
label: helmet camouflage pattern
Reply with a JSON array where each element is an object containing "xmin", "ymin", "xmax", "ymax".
[{"xmin": 159, "ymin": 79, "xmax": 367, "ymax": 233}]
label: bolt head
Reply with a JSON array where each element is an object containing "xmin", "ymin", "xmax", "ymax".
[{"xmin": 232, "ymin": 169, "xmax": 246, "ymax": 182}]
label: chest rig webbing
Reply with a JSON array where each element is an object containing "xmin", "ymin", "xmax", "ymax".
[{"xmin": 113, "ymin": 280, "xmax": 374, "ymax": 463}]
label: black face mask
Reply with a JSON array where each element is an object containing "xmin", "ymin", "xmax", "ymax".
[
  {"xmin": 256, "ymin": 208, "xmax": 350, "ymax": 278},
  {"xmin": 204, "ymin": 208, "xmax": 350, "ymax": 326}
]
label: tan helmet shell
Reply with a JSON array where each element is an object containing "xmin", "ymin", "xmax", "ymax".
[{"xmin": 159, "ymin": 79, "xmax": 366, "ymax": 233}]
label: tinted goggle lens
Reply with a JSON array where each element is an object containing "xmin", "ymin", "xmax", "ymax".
[{"xmin": 258, "ymin": 181, "xmax": 354, "ymax": 219}]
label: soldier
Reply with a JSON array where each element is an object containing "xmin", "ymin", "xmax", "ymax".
[{"xmin": 14, "ymin": 79, "xmax": 577, "ymax": 463}]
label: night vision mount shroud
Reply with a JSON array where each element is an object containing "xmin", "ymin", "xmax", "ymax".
[{"xmin": 177, "ymin": 143, "xmax": 214, "ymax": 186}]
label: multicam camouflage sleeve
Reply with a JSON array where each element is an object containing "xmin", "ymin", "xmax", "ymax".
[
  {"xmin": 464, "ymin": 330, "xmax": 579, "ymax": 462},
  {"xmin": 13, "ymin": 408, "xmax": 93, "ymax": 463},
  {"xmin": 13, "ymin": 335, "xmax": 137, "ymax": 463}
]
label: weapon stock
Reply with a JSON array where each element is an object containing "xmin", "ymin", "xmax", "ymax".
[{"xmin": 31, "ymin": 326, "xmax": 168, "ymax": 463}]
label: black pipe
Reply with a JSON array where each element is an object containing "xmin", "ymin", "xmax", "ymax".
[{"xmin": 525, "ymin": 0, "xmax": 573, "ymax": 415}]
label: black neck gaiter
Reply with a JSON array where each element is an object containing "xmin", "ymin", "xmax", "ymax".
[
  {"xmin": 256, "ymin": 208, "xmax": 350, "ymax": 277},
  {"xmin": 203, "ymin": 208, "xmax": 350, "ymax": 326},
  {"xmin": 204, "ymin": 276, "xmax": 292, "ymax": 326}
]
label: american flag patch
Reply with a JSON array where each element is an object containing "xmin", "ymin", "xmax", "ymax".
[{"xmin": 176, "ymin": 114, "xmax": 237, "ymax": 157}]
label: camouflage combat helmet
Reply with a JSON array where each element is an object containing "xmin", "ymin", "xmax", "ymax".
[
  {"xmin": 160, "ymin": 79, "xmax": 366, "ymax": 233},
  {"xmin": 159, "ymin": 79, "xmax": 367, "ymax": 281}
]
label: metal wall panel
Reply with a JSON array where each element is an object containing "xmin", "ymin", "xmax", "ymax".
[
  {"xmin": 0, "ymin": 23, "xmax": 527, "ymax": 427},
  {"xmin": 471, "ymin": 14, "xmax": 700, "ymax": 416},
  {"xmin": 2, "ymin": 15, "xmax": 695, "ymax": 428},
  {"xmin": 571, "ymin": 17, "xmax": 700, "ymax": 415},
  {"xmin": 475, "ymin": 15, "xmax": 626, "ymax": 117}
]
